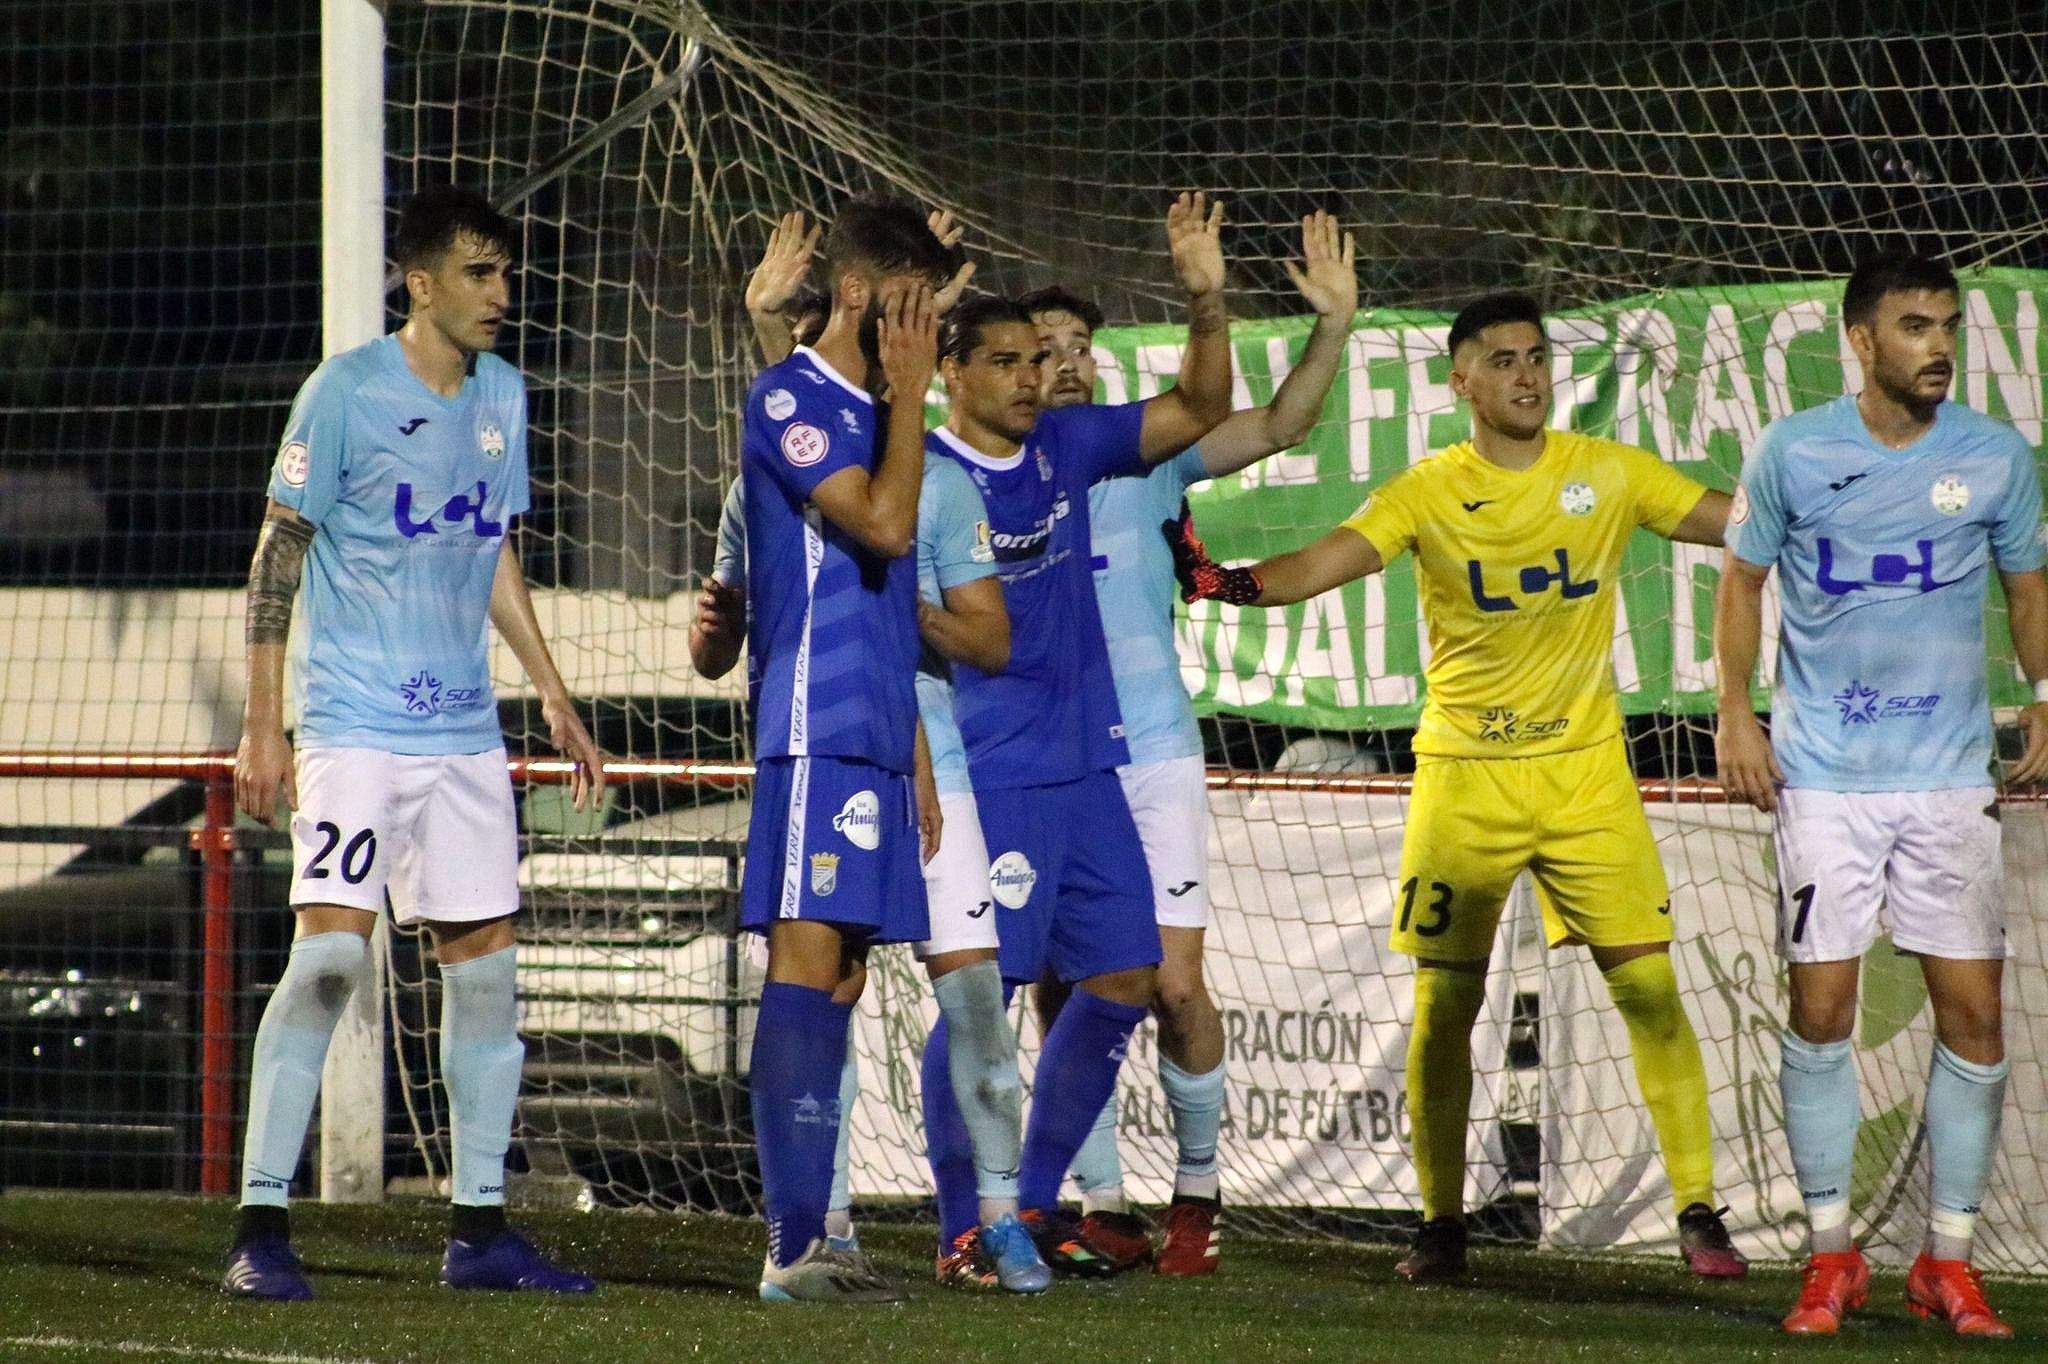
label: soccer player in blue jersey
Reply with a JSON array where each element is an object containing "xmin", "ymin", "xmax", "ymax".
[
  {"xmin": 1022, "ymin": 210, "xmax": 1358, "ymax": 1275},
  {"xmin": 920, "ymin": 192, "xmax": 1234, "ymax": 1275},
  {"xmin": 221, "ymin": 187, "xmax": 605, "ymax": 1301},
  {"xmin": 736, "ymin": 197, "xmax": 957, "ymax": 1303},
  {"xmin": 1715, "ymin": 254, "xmax": 2048, "ymax": 1338}
]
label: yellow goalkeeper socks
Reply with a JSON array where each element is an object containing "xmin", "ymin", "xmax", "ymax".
[
  {"xmin": 1601, "ymin": 951, "xmax": 1715, "ymax": 1213},
  {"xmin": 1407, "ymin": 965, "xmax": 1488, "ymax": 1222}
]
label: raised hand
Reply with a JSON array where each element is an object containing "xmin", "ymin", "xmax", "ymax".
[
  {"xmin": 744, "ymin": 210, "xmax": 820, "ymax": 318},
  {"xmin": 1283, "ymin": 209, "xmax": 1358, "ymax": 320},
  {"xmin": 927, "ymin": 208, "xmax": 978, "ymax": 312},
  {"xmin": 1166, "ymin": 191, "xmax": 1226, "ymax": 299},
  {"xmin": 877, "ymin": 282, "xmax": 939, "ymax": 402},
  {"xmin": 1162, "ymin": 499, "xmax": 1262, "ymax": 606}
]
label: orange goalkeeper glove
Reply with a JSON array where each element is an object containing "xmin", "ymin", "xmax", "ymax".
[{"xmin": 1162, "ymin": 498, "xmax": 1263, "ymax": 606}]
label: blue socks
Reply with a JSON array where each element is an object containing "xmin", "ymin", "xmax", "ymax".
[
  {"xmin": 1019, "ymin": 989, "xmax": 1147, "ymax": 1213},
  {"xmin": 826, "ymin": 1044, "xmax": 859, "ymax": 1240},
  {"xmin": 752, "ymin": 981, "xmax": 852, "ymax": 1268},
  {"xmin": 1161, "ymin": 1055, "xmax": 1226, "ymax": 1199},
  {"xmin": 1926, "ymin": 1041, "xmax": 2008, "ymax": 1261},
  {"xmin": 238, "ymin": 931, "xmax": 366, "ymax": 1208},
  {"xmin": 1779, "ymin": 1030, "xmax": 1858, "ymax": 1254},
  {"xmin": 439, "ymin": 946, "xmax": 524, "ymax": 1210},
  {"xmin": 1070, "ymin": 1090, "xmax": 1125, "ymax": 1211},
  {"xmin": 921, "ymin": 1014, "xmax": 981, "ymax": 1251}
]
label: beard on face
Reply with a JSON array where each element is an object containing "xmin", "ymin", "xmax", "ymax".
[
  {"xmin": 1873, "ymin": 348, "xmax": 1951, "ymax": 412},
  {"xmin": 857, "ymin": 295, "xmax": 888, "ymax": 369}
]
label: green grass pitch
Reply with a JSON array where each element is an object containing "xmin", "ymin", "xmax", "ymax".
[{"xmin": 3, "ymin": 1192, "xmax": 2043, "ymax": 1362}]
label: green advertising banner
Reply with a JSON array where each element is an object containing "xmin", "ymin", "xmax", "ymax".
[{"xmin": 1084, "ymin": 269, "xmax": 2048, "ymax": 732}]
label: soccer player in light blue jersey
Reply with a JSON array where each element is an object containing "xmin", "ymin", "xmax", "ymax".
[
  {"xmin": 1715, "ymin": 254, "xmax": 2048, "ymax": 1339},
  {"xmin": 733, "ymin": 198, "xmax": 960, "ymax": 1304},
  {"xmin": 222, "ymin": 187, "xmax": 605, "ymax": 1301},
  {"xmin": 919, "ymin": 192, "xmax": 1233, "ymax": 1277},
  {"xmin": 1020, "ymin": 210, "xmax": 1358, "ymax": 1275}
]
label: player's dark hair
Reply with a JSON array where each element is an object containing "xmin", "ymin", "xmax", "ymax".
[
  {"xmin": 1447, "ymin": 291, "xmax": 1544, "ymax": 356},
  {"xmin": 1018, "ymin": 285, "xmax": 1105, "ymax": 334},
  {"xmin": 822, "ymin": 195, "xmax": 955, "ymax": 284},
  {"xmin": 394, "ymin": 185, "xmax": 519, "ymax": 273},
  {"xmin": 1841, "ymin": 253, "xmax": 1959, "ymax": 328},
  {"xmin": 940, "ymin": 296, "xmax": 1036, "ymax": 365}
]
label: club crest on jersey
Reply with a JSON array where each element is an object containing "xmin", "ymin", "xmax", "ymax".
[
  {"xmin": 1035, "ymin": 448, "xmax": 1054, "ymax": 481},
  {"xmin": 277, "ymin": 441, "xmax": 310, "ymax": 488},
  {"xmin": 988, "ymin": 851, "xmax": 1037, "ymax": 909},
  {"xmin": 782, "ymin": 422, "xmax": 829, "ymax": 467},
  {"xmin": 1559, "ymin": 482, "xmax": 1597, "ymax": 515},
  {"xmin": 1730, "ymin": 485, "xmax": 1750, "ymax": 525},
  {"xmin": 971, "ymin": 520, "xmax": 994, "ymax": 563},
  {"xmin": 478, "ymin": 423, "xmax": 506, "ymax": 460},
  {"xmin": 763, "ymin": 388, "xmax": 797, "ymax": 421},
  {"xmin": 833, "ymin": 790, "xmax": 880, "ymax": 851},
  {"xmin": 1930, "ymin": 474, "xmax": 1970, "ymax": 515},
  {"xmin": 809, "ymin": 851, "xmax": 840, "ymax": 897}
]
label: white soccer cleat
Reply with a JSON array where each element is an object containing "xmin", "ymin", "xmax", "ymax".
[{"xmin": 758, "ymin": 1237, "xmax": 907, "ymax": 1304}]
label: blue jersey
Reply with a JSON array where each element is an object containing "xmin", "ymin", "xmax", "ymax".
[
  {"xmin": 740, "ymin": 346, "xmax": 920, "ymax": 774},
  {"xmin": 1732, "ymin": 394, "xmax": 2044, "ymax": 791},
  {"xmin": 934, "ymin": 401, "xmax": 1145, "ymax": 789},
  {"xmin": 268, "ymin": 334, "xmax": 528, "ymax": 755},
  {"xmin": 914, "ymin": 460, "xmax": 999, "ymax": 797},
  {"xmin": 1089, "ymin": 443, "xmax": 1210, "ymax": 765}
]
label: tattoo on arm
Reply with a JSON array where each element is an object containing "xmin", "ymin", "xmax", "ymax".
[
  {"xmin": 1186, "ymin": 293, "xmax": 1227, "ymax": 336},
  {"xmin": 246, "ymin": 515, "xmax": 315, "ymax": 645}
]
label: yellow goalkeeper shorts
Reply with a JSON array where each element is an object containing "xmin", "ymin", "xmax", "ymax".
[{"xmin": 1388, "ymin": 735, "xmax": 1671, "ymax": 960}]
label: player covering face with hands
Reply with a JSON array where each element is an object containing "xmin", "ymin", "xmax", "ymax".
[{"xmin": 1172, "ymin": 290, "xmax": 1741, "ymax": 1285}]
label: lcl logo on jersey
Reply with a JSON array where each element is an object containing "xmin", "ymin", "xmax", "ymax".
[
  {"xmin": 395, "ymin": 481, "xmax": 504, "ymax": 539},
  {"xmin": 1816, "ymin": 538, "xmax": 1957, "ymax": 597},
  {"xmin": 1466, "ymin": 547, "xmax": 1598, "ymax": 613}
]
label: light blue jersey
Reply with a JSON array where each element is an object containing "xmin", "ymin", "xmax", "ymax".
[
  {"xmin": 269, "ymin": 334, "xmax": 529, "ymax": 754},
  {"xmin": 711, "ymin": 479, "xmax": 746, "ymax": 587},
  {"xmin": 1732, "ymin": 394, "xmax": 2044, "ymax": 791},
  {"xmin": 914, "ymin": 459, "xmax": 999, "ymax": 796},
  {"xmin": 1089, "ymin": 444, "xmax": 1210, "ymax": 764}
]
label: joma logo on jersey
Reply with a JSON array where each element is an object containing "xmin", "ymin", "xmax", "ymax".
[
  {"xmin": 1466, "ymin": 547, "xmax": 1598, "ymax": 613},
  {"xmin": 1817, "ymin": 537, "xmax": 1957, "ymax": 597},
  {"xmin": 989, "ymin": 494, "xmax": 1071, "ymax": 562},
  {"xmin": 395, "ymin": 481, "xmax": 503, "ymax": 540}
]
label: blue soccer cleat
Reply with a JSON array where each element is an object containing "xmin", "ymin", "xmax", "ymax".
[
  {"xmin": 440, "ymin": 1230, "xmax": 597, "ymax": 1293},
  {"xmin": 981, "ymin": 1213, "xmax": 1053, "ymax": 1294},
  {"xmin": 222, "ymin": 1238, "xmax": 315, "ymax": 1301}
]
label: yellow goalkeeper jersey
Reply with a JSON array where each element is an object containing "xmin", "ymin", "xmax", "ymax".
[{"xmin": 1342, "ymin": 429, "xmax": 1706, "ymax": 759}]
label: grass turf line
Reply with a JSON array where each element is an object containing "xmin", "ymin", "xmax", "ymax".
[{"xmin": 1, "ymin": 1192, "xmax": 2041, "ymax": 1363}]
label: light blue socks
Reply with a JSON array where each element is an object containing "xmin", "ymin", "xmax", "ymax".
[
  {"xmin": 932, "ymin": 960, "xmax": 1024, "ymax": 1223},
  {"xmin": 1779, "ymin": 1030, "xmax": 1858, "ymax": 1254},
  {"xmin": 1926, "ymin": 1041, "xmax": 2008, "ymax": 1261},
  {"xmin": 239, "ymin": 931, "xmax": 366, "ymax": 1207},
  {"xmin": 1161, "ymin": 1055, "xmax": 1226, "ymax": 1199},
  {"xmin": 439, "ymin": 946, "xmax": 524, "ymax": 1209}
]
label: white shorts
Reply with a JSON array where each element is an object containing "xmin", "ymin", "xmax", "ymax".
[
  {"xmin": 288, "ymin": 746, "xmax": 519, "ymax": 925},
  {"xmin": 1117, "ymin": 755, "xmax": 1212, "ymax": 930},
  {"xmin": 1773, "ymin": 786, "xmax": 2007, "ymax": 962},
  {"xmin": 915, "ymin": 790, "xmax": 1000, "ymax": 959}
]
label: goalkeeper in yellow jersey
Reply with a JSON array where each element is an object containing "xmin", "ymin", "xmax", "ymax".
[{"xmin": 1169, "ymin": 292, "xmax": 1739, "ymax": 1282}]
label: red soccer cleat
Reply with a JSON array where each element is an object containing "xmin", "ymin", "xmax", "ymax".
[
  {"xmin": 1155, "ymin": 1195, "xmax": 1221, "ymax": 1277},
  {"xmin": 1906, "ymin": 1252, "xmax": 2014, "ymax": 1338},
  {"xmin": 1781, "ymin": 1249, "xmax": 1869, "ymax": 1335},
  {"xmin": 1075, "ymin": 1209, "xmax": 1153, "ymax": 1275},
  {"xmin": 934, "ymin": 1227, "xmax": 997, "ymax": 1291}
]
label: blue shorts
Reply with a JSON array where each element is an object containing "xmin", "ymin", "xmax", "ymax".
[
  {"xmin": 741, "ymin": 755, "xmax": 929, "ymax": 945},
  {"xmin": 973, "ymin": 771, "xmax": 1161, "ymax": 985}
]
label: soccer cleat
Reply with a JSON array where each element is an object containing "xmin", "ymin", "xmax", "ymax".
[
  {"xmin": 1019, "ymin": 1208, "xmax": 1118, "ymax": 1279},
  {"xmin": 1395, "ymin": 1216, "xmax": 1468, "ymax": 1284},
  {"xmin": 1676, "ymin": 1203, "xmax": 1748, "ymax": 1279},
  {"xmin": 935, "ymin": 1227, "xmax": 999, "ymax": 1291},
  {"xmin": 981, "ymin": 1212, "xmax": 1054, "ymax": 1293},
  {"xmin": 1906, "ymin": 1252, "xmax": 2013, "ymax": 1338},
  {"xmin": 222, "ymin": 1237, "xmax": 314, "ymax": 1301},
  {"xmin": 1781, "ymin": 1249, "xmax": 1869, "ymax": 1335},
  {"xmin": 1076, "ymin": 1209, "xmax": 1154, "ymax": 1275},
  {"xmin": 441, "ymin": 1230, "xmax": 597, "ymax": 1293},
  {"xmin": 1156, "ymin": 1195, "xmax": 1221, "ymax": 1277},
  {"xmin": 761, "ymin": 1236, "xmax": 906, "ymax": 1303},
  {"xmin": 826, "ymin": 1230, "xmax": 862, "ymax": 1255}
]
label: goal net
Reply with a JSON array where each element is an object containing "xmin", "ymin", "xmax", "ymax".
[{"xmin": 14, "ymin": 0, "xmax": 2023, "ymax": 1263}]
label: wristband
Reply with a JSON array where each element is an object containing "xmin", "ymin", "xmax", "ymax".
[{"xmin": 2033, "ymin": 678, "xmax": 2048, "ymax": 705}]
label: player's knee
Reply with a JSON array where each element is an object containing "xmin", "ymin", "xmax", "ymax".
[
  {"xmin": 1786, "ymin": 997, "xmax": 1855, "ymax": 1045},
  {"xmin": 1931, "ymin": 994, "xmax": 2003, "ymax": 1059},
  {"xmin": 1153, "ymin": 969, "xmax": 1209, "ymax": 1028}
]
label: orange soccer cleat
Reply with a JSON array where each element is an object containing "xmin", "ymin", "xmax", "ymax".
[
  {"xmin": 1906, "ymin": 1252, "xmax": 2014, "ymax": 1339},
  {"xmin": 1781, "ymin": 1249, "xmax": 1869, "ymax": 1335}
]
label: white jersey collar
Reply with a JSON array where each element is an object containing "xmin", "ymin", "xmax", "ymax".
[
  {"xmin": 794, "ymin": 346, "xmax": 874, "ymax": 405},
  {"xmin": 934, "ymin": 423, "xmax": 1025, "ymax": 470}
]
